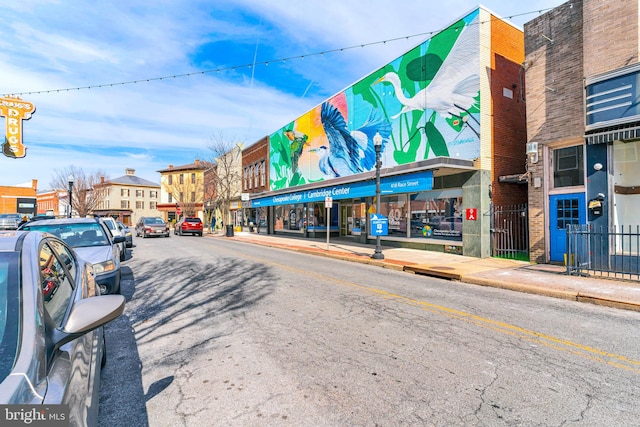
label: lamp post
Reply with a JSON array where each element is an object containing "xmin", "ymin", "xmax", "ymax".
[
  {"xmin": 371, "ymin": 132, "xmax": 384, "ymax": 260},
  {"xmin": 67, "ymin": 174, "xmax": 74, "ymax": 218}
]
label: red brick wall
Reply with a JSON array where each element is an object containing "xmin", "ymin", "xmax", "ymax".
[
  {"xmin": 490, "ymin": 18, "xmax": 527, "ymax": 206},
  {"xmin": 242, "ymin": 137, "xmax": 269, "ymax": 194}
]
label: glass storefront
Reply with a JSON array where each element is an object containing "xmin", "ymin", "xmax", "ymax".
[{"xmin": 372, "ymin": 189, "xmax": 463, "ymax": 241}]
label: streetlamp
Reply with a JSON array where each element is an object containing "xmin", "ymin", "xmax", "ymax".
[
  {"xmin": 371, "ymin": 132, "xmax": 384, "ymax": 260},
  {"xmin": 67, "ymin": 174, "xmax": 74, "ymax": 218}
]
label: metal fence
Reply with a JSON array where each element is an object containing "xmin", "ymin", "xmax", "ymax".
[
  {"xmin": 490, "ymin": 203, "xmax": 529, "ymax": 260},
  {"xmin": 566, "ymin": 224, "xmax": 640, "ymax": 280}
]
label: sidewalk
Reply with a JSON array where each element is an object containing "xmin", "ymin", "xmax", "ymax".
[{"xmin": 212, "ymin": 230, "xmax": 640, "ymax": 312}]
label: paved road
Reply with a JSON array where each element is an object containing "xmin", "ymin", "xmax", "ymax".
[{"xmin": 99, "ymin": 234, "xmax": 640, "ymax": 426}]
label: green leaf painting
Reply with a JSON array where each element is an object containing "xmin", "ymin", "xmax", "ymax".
[{"xmin": 269, "ymin": 9, "xmax": 481, "ymax": 191}]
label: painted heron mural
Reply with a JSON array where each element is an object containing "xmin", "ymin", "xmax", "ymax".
[{"xmin": 269, "ymin": 10, "xmax": 481, "ymax": 191}]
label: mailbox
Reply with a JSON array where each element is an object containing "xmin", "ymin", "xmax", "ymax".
[{"xmin": 588, "ymin": 194, "xmax": 605, "ymax": 217}]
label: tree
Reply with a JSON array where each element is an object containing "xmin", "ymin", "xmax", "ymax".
[
  {"xmin": 50, "ymin": 166, "xmax": 108, "ymax": 217},
  {"xmin": 207, "ymin": 132, "xmax": 243, "ymax": 229}
]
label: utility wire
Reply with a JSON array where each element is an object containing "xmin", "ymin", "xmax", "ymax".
[{"xmin": 2, "ymin": 7, "xmax": 556, "ymax": 97}]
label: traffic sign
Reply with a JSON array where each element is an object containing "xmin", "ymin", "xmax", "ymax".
[{"xmin": 370, "ymin": 214, "xmax": 388, "ymax": 236}]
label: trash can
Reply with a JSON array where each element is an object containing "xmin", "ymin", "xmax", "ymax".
[{"xmin": 225, "ymin": 224, "xmax": 234, "ymax": 237}]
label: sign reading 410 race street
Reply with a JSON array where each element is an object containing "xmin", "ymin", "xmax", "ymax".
[{"xmin": 1, "ymin": 96, "xmax": 36, "ymax": 159}]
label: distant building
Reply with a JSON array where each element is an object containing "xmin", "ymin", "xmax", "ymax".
[
  {"xmin": 36, "ymin": 189, "xmax": 66, "ymax": 217},
  {"xmin": 157, "ymin": 160, "xmax": 214, "ymax": 223},
  {"xmin": 0, "ymin": 179, "xmax": 38, "ymax": 216},
  {"xmin": 93, "ymin": 168, "xmax": 161, "ymax": 225}
]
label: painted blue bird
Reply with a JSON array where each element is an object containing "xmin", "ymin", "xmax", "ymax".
[{"xmin": 311, "ymin": 102, "xmax": 391, "ymax": 178}]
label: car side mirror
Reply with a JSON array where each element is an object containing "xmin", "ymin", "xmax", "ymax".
[
  {"xmin": 51, "ymin": 295, "xmax": 125, "ymax": 351},
  {"xmin": 113, "ymin": 236, "xmax": 126, "ymax": 244}
]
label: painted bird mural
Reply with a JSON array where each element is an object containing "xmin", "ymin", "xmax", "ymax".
[
  {"xmin": 284, "ymin": 129, "xmax": 309, "ymax": 174},
  {"xmin": 311, "ymin": 102, "xmax": 391, "ymax": 178},
  {"xmin": 375, "ymin": 15, "xmax": 480, "ymax": 121}
]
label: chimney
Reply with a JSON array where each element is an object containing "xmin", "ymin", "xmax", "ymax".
[
  {"xmin": 32, "ymin": 179, "xmax": 38, "ymax": 191},
  {"xmin": 125, "ymin": 168, "xmax": 135, "ymax": 176},
  {"xmin": 100, "ymin": 176, "xmax": 105, "ymax": 184},
  {"xmin": 168, "ymin": 164, "xmax": 173, "ymax": 169},
  {"xmin": 195, "ymin": 159, "xmax": 200, "ymax": 167}
]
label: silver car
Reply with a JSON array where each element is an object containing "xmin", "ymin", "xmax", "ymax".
[
  {"xmin": 0, "ymin": 230, "xmax": 124, "ymax": 426},
  {"xmin": 20, "ymin": 218, "xmax": 126, "ymax": 295},
  {"xmin": 0, "ymin": 213, "xmax": 22, "ymax": 230}
]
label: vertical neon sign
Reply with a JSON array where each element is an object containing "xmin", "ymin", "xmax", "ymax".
[{"xmin": 1, "ymin": 96, "xmax": 36, "ymax": 159}]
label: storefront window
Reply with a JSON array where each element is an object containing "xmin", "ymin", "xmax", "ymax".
[
  {"xmin": 379, "ymin": 195, "xmax": 407, "ymax": 237},
  {"xmin": 308, "ymin": 202, "xmax": 326, "ymax": 228},
  {"xmin": 274, "ymin": 203, "xmax": 305, "ymax": 232},
  {"xmin": 613, "ymin": 140, "xmax": 640, "ymax": 231},
  {"xmin": 409, "ymin": 191, "xmax": 462, "ymax": 241}
]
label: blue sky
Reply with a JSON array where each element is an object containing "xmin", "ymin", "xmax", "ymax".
[{"xmin": 1, "ymin": 0, "xmax": 566, "ymax": 189}]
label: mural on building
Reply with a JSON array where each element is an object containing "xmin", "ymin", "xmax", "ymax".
[{"xmin": 269, "ymin": 10, "xmax": 480, "ymax": 191}]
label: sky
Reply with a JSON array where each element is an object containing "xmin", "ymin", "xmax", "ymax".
[{"xmin": 1, "ymin": 0, "xmax": 567, "ymax": 189}]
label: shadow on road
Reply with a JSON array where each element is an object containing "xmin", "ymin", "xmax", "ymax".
[{"xmin": 99, "ymin": 255, "xmax": 276, "ymax": 425}]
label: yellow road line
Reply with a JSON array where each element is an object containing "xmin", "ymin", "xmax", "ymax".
[{"xmin": 236, "ymin": 246, "xmax": 640, "ymax": 375}]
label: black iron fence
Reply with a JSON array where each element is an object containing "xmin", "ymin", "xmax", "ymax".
[
  {"xmin": 566, "ymin": 224, "xmax": 640, "ymax": 280},
  {"xmin": 491, "ymin": 203, "xmax": 529, "ymax": 260}
]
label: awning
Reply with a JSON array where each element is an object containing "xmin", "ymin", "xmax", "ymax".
[{"xmin": 585, "ymin": 123, "xmax": 640, "ymax": 145}]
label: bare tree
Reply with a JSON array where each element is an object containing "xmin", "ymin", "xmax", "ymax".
[
  {"xmin": 50, "ymin": 166, "xmax": 108, "ymax": 217},
  {"xmin": 207, "ymin": 132, "xmax": 243, "ymax": 229}
]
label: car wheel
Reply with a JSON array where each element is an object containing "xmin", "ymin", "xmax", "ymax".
[
  {"xmin": 199, "ymin": 232, "xmax": 203, "ymax": 237},
  {"xmin": 120, "ymin": 248, "xmax": 126, "ymax": 261}
]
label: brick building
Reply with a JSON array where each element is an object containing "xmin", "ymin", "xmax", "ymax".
[
  {"xmin": 249, "ymin": 7, "xmax": 527, "ymax": 258},
  {"xmin": 524, "ymin": 0, "xmax": 640, "ymax": 264},
  {"xmin": 241, "ymin": 136, "xmax": 269, "ymax": 231},
  {"xmin": 0, "ymin": 179, "xmax": 38, "ymax": 216}
]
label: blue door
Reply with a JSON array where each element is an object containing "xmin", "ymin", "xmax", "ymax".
[{"xmin": 549, "ymin": 193, "xmax": 586, "ymax": 262}]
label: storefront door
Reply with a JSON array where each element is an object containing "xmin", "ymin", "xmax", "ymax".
[
  {"xmin": 549, "ymin": 193, "xmax": 585, "ymax": 263},
  {"xmin": 340, "ymin": 204, "xmax": 353, "ymax": 236}
]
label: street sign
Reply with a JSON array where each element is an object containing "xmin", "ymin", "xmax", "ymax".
[
  {"xmin": 466, "ymin": 208, "xmax": 477, "ymax": 221},
  {"xmin": 325, "ymin": 196, "xmax": 333, "ymax": 208},
  {"xmin": 176, "ymin": 207, "xmax": 182, "ymax": 215},
  {"xmin": 370, "ymin": 214, "xmax": 388, "ymax": 236}
]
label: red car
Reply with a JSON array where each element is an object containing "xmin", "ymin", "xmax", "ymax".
[{"xmin": 174, "ymin": 217, "xmax": 203, "ymax": 236}]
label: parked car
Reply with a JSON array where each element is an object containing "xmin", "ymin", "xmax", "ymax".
[
  {"xmin": 174, "ymin": 217, "xmax": 203, "ymax": 236},
  {"xmin": 20, "ymin": 217, "xmax": 126, "ymax": 294},
  {"xmin": 136, "ymin": 217, "xmax": 170, "ymax": 238},
  {"xmin": 0, "ymin": 213, "xmax": 22, "ymax": 230},
  {"xmin": 0, "ymin": 230, "xmax": 125, "ymax": 425},
  {"xmin": 118, "ymin": 221, "xmax": 133, "ymax": 248},
  {"xmin": 101, "ymin": 217, "xmax": 127, "ymax": 261}
]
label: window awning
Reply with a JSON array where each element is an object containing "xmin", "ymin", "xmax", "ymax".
[{"xmin": 585, "ymin": 123, "xmax": 640, "ymax": 145}]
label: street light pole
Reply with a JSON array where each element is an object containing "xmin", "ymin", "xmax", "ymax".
[
  {"xmin": 67, "ymin": 174, "xmax": 74, "ymax": 218},
  {"xmin": 371, "ymin": 132, "xmax": 384, "ymax": 260}
]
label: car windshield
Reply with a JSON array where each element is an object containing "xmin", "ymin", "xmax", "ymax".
[
  {"xmin": 186, "ymin": 218, "xmax": 201, "ymax": 223},
  {"xmin": 22, "ymin": 223, "xmax": 110, "ymax": 248},
  {"xmin": 0, "ymin": 252, "xmax": 20, "ymax": 384},
  {"xmin": 144, "ymin": 218, "xmax": 165, "ymax": 225}
]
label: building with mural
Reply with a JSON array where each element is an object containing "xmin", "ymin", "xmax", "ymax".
[
  {"xmin": 249, "ymin": 7, "xmax": 527, "ymax": 258},
  {"xmin": 525, "ymin": 0, "xmax": 640, "ymax": 269}
]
